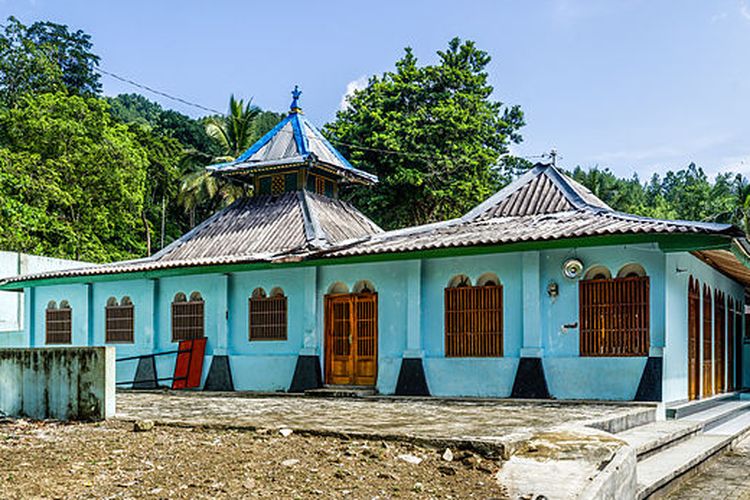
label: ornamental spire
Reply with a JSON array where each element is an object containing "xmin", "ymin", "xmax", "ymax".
[{"xmin": 290, "ymin": 85, "xmax": 302, "ymax": 114}]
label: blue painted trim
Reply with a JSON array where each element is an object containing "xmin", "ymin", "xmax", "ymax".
[
  {"xmin": 220, "ymin": 114, "xmax": 294, "ymax": 167},
  {"xmin": 291, "ymin": 114, "xmax": 309, "ymax": 156},
  {"xmin": 298, "ymin": 114, "xmax": 357, "ymax": 171}
]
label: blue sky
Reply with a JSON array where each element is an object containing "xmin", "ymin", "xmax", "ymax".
[{"xmin": 3, "ymin": 0, "xmax": 750, "ymax": 179}]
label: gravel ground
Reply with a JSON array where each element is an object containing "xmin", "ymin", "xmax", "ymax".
[{"xmin": 0, "ymin": 419, "xmax": 508, "ymax": 499}]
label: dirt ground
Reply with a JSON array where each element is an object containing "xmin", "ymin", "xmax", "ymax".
[{"xmin": 0, "ymin": 418, "xmax": 509, "ymax": 499}]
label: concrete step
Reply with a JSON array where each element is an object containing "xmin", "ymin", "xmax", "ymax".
[
  {"xmin": 633, "ymin": 405, "xmax": 750, "ymax": 499},
  {"xmin": 635, "ymin": 433, "xmax": 731, "ymax": 499},
  {"xmin": 679, "ymin": 400, "xmax": 750, "ymax": 431},
  {"xmin": 304, "ymin": 385, "xmax": 378, "ymax": 398},
  {"xmin": 617, "ymin": 420, "xmax": 702, "ymax": 460},
  {"xmin": 665, "ymin": 392, "xmax": 739, "ymax": 420}
]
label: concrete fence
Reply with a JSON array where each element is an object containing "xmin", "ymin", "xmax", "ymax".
[{"xmin": 0, "ymin": 347, "xmax": 115, "ymax": 420}]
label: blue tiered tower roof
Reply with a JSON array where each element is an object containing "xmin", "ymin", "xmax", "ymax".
[{"xmin": 208, "ymin": 87, "xmax": 377, "ymax": 196}]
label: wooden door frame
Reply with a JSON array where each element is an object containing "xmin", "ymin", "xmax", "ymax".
[
  {"xmin": 324, "ymin": 292, "xmax": 378, "ymax": 386},
  {"xmin": 687, "ymin": 277, "xmax": 700, "ymax": 400}
]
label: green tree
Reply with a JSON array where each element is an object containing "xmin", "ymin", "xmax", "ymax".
[
  {"xmin": 325, "ymin": 37, "xmax": 525, "ymax": 229},
  {"xmin": 178, "ymin": 96, "xmax": 282, "ymax": 227},
  {"xmin": 0, "ymin": 92, "xmax": 147, "ymax": 261},
  {"xmin": 205, "ymin": 94, "xmax": 261, "ymax": 160},
  {"xmin": 0, "ymin": 16, "xmax": 100, "ymax": 107}
]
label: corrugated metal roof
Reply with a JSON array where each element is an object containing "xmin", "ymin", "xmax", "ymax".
[
  {"xmin": 323, "ymin": 164, "xmax": 742, "ymax": 258},
  {"xmin": 2, "ymin": 192, "xmax": 382, "ymax": 285},
  {"xmin": 1, "ymin": 164, "xmax": 745, "ymax": 287}
]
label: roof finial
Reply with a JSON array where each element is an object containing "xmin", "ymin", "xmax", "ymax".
[{"xmin": 290, "ymin": 85, "xmax": 302, "ymax": 114}]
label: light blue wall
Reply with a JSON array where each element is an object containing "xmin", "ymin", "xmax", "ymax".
[
  {"xmin": 663, "ymin": 252, "xmax": 745, "ymax": 403},
  {"xmin": 420, "ymin": 252, "xmax": 522, "ymax": 397},
  {"xmin": 540, "ymin": 244, "xmax": 665, "ymax": 400},
  {"xmin": 227, "ymin": 268, "xmax": 308, "ymax": 391},
  {"xmin": 19, "ymin": 242, "xmax": 747, "ymax": 401}
]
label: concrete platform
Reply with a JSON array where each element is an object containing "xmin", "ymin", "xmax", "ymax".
[{"xmin": 681, "ymin": 400, "xmax": 750, "ymax": 431}]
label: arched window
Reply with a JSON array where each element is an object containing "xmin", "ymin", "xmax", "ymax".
[
  {"xmin": 579, "ymin": 263, "xmax": 649, "ymax": 356},
  {"xmin": 617, "ymin": 263, "xmax": 647, "ymax": 279},
  {"xmin": 447, "ymin": 274, "xmax": 472, "ymax": 288},
  {"xmin": 353, "ymin": 280, "xmax": 376, "ymax": 294},
  {"xmin": 172, "ymin": 291, "xmax": 204, "ymax": 342},
  {"xmin": 476, "ymin": 273, "xmax": 501, "ymax": 287},
  {"xmin": 249, "ymin": 286, "xmax": 287, "ymax": 341},
  {"xmin": 584, "ymin": 265, "xmax": 612, "ymax": 281},
  {"xmin": 46, "ymin": 299, "xmax": 71, "ymax": 345},
  {"xmin": 327, "ymin": 282, "xmax": 349, "ymax": 295},
  {"xmin": 106, "ymin": 295, "xmax": 134, "ymax": 343},
  {"xmin": 444, "ymin": 273, "xmax": 503, "ymax": 357}
]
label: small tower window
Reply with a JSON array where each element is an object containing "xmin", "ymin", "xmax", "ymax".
[{"xmin": 271, "ymin": 174, "xmax": 285, "ymax": 195}]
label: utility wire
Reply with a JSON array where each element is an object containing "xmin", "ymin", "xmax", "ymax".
[{"xmin": 98, "ymin": 68, "xmax": 224, "ymax": 115}]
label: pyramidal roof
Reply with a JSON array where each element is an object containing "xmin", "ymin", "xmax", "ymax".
[
  {"xmin": 324, "ymin": 163, "xmax": 742, "ymax": 258},
  {"xmin": 208, "ymin": 87, "xmax": 377, "ymax": 185},
  {"xmin": 462, "ymin": 163, "xmax": 611, "ymax": 220}
]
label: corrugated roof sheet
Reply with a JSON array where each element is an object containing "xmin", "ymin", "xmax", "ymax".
[
  {"xmin": 1, "ymin": 164, "xmax": 745, "ymax": 287},
  {"xmin": 2, "ymin": 192, "xmax": 382, "ymax": 285},
  {"xmin": 323, "ymin": 163, "xmax": 742, "ymax": 258}
]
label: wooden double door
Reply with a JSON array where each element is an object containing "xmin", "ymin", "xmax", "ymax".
[{"xmin": 324, "ymin": 293, "xmax": 378, "ymax": 386}]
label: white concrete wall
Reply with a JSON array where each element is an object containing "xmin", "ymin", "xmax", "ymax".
[
  {"xmin": 0, "ymin": 252, "xmax": 90, "ymax": 337},
  {"xmin": 0, "ymin": 346, "xmax": 115, "ymax": 420}
]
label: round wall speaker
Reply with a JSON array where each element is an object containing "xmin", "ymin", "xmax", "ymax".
[{"xmin": 562, "ymin": 258, "xmax": 584, "ymax": 280}]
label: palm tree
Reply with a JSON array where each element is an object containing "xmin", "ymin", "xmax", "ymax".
[
  {"xmin": 205, "ymin": 95, "xmax": 262, "ymax": 159},
  {"xmin": 178, "ymin": 95, "xmax": 260, "ymax": 227}
]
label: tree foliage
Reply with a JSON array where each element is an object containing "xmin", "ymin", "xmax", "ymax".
[
  {"xmin": 0, "ymin": 93, "xmax": 147, "ymax": 261},
  {"xmin": 0, "ymin": 16, "xmax": 100, "ymax": 107},
  {"xmin": 569, "ymin": 163, "xmax": 750, "ymax": 234},
  {"xmin": 325, "ymin": 37, "xmax": 525, "ymax": 229}
]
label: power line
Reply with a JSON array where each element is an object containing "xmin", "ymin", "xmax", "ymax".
[{"xmin": 98, "ymin": 68, "xmax": 224, "ymax": 115}]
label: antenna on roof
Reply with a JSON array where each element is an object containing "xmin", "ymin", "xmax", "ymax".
[{"xmin": 543, "ymin": 149, "xmax": 560, "ymax": 167}]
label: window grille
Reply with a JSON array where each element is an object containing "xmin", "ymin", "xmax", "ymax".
[
  {"xmin": 46, "ymin": 305, "xmax": 72, "ymax": 344},
  {"xmin": 249, "ymin": 294, "xmax": 287, "ymax": 341},
  {"xmin": 444, "ymin": 285, "xmax": 503, "ymax": 357},
  {"xmin": 105, "ymin": 302, "xmax": 134, "ymax": 343},
  {"xmin": 579, "ymin": 276, "xmax": 649, "ymax": 356},
  {"xmin": 172, "ymin": 295, "xmax": 204, "ymax": 342}
]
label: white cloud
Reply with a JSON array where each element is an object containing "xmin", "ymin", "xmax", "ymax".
[
  {"xmin": 339, "ymin": 76, "xmax": 368, "ymax": 111},
  {"xmin": 741, "ymin": 0, "xmax": 750, "ymax": 21},
  {"xmin": 711, "ymin": 11, "xmax": 728, "ymax": 23}
]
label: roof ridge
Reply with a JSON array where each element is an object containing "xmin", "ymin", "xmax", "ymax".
[
  {"xmin": 462, "ymin": 163, "xmax": 611, "ymax": 221},
  {"xmin": 299, "ymin": 190, "xmax": 330, "ymax": 249}
]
